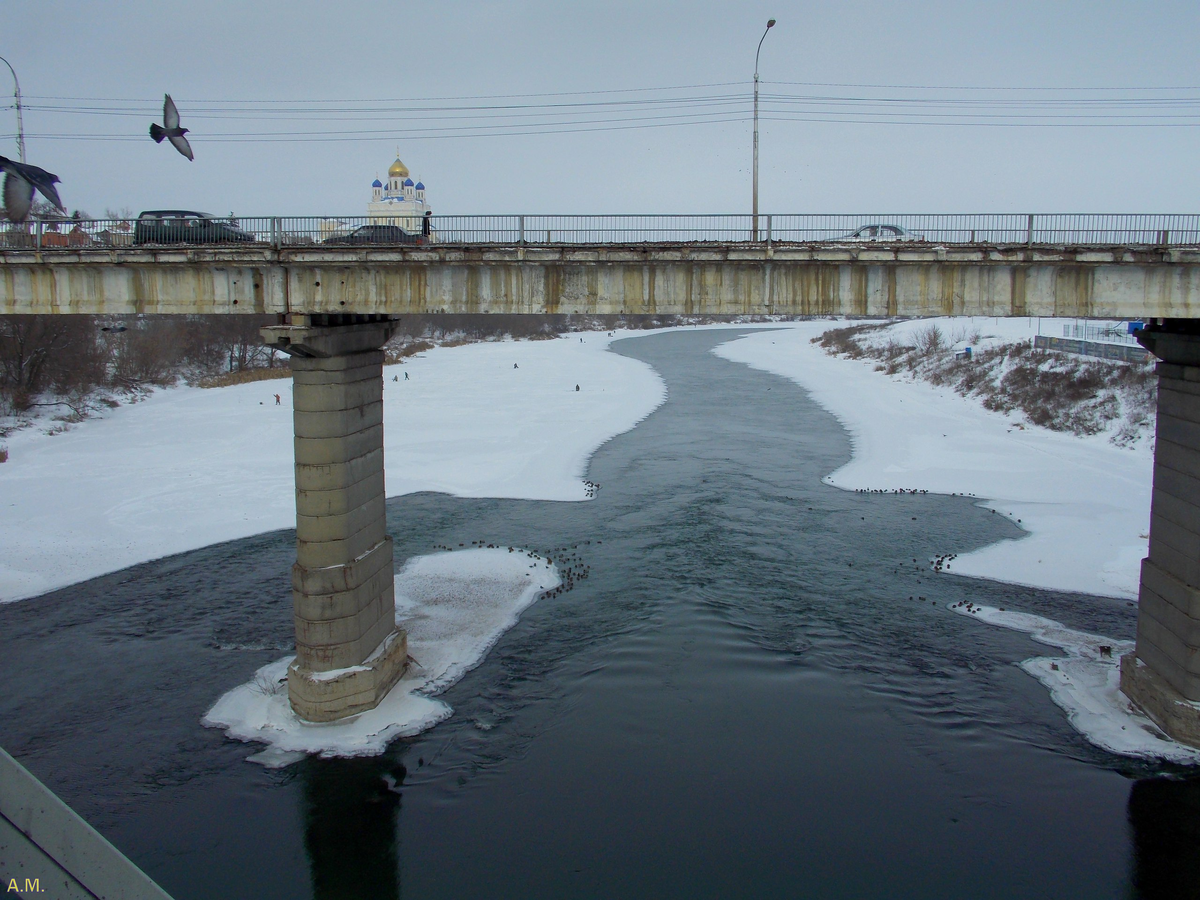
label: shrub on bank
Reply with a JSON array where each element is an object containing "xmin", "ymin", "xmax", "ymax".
[
  {"xmin": 195, "ymin": 367, "xmax": 292, "ymax": 388},
  {"xmin": 816, "ymin": 321, "xmax": 1155, "ymax": 445}
]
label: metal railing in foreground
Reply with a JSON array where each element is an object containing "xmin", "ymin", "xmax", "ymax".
[{"xmin": 2, "ymin": 213, "xmax": 1198, "ymax": 249}]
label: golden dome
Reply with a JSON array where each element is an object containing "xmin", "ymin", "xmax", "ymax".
[{"xmin": 388, "ymin": 157, "xmax": 409, "ymax": 178}]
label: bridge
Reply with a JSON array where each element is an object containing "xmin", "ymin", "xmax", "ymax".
[
  {"xmin": 2, "ymin": 213, "xmax": 1200, "ymax": 318},
  {"xmin": 5, "ymin": 212, "xmax": 1200, "ymax": 747}
]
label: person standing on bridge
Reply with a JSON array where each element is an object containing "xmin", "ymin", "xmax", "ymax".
[{"xmin": 422, "ymin": 210, "xmax": 432, "ymax": 241}]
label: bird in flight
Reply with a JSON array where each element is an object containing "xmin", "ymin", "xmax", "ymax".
[
  {"xmin": 149, "ymin": 94, "xmax": 194, "ymax": 161},
  {"xmin": 0, "ymin": 155, "xmax": 64, "ymax": 223}
]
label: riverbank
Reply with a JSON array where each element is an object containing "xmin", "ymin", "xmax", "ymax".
[{"xmin": 715, "ymin": 319, "xmax": 1152, "ymax": 600}]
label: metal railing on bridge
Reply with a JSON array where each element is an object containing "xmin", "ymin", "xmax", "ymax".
[{"xmin": 2, "ymin": 213, "xmax": 1198, "ymax": 250}]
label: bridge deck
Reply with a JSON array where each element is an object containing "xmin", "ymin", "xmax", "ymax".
[{"xmin": 3, "ymin": 242, "xmax": 1199, "ymax": 318}]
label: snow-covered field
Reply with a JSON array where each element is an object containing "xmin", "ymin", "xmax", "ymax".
[{"xmin": 1, "ymin": 319, "xmax": 1189, "ymax": 763}]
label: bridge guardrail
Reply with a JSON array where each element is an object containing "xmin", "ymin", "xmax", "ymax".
[{"xmin": 2, "ymin": 213, "xmax": 1198, "ymax": 250}]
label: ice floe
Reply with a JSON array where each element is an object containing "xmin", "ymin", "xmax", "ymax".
[
  {"xmin": 948, "ymin": 601, "xmax": 1200, "ymax": 764},
  {"xmin": 203, "ymin": 548, "xmax": 559, "ymax": 766}
]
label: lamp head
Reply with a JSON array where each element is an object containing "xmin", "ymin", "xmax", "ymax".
[{"xmin": 767, "ymin": 19, "xmax": 776, "ymax": 28}]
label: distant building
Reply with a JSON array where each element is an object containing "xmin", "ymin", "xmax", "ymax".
[{"xmin": 367, "ymin": 152, "xmax": 429, "ymax": 232}]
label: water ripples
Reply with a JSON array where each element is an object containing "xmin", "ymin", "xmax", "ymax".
[{"xmin": 0, "ymin": 328, "xmax": 1164, "ymax": 899}]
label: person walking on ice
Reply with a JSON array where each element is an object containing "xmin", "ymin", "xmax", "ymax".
[{"xmin": 274, "ymin": 393, "xmax": 281, "ymax": 405}]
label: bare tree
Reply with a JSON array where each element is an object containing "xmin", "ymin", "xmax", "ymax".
[{"xmin": 0, "ymin": 316, "xmax": 106, "ymax": 410}]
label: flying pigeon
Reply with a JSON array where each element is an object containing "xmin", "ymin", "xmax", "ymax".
[
  {"xmin": 149, "ymin": 94, "xmax": 193, "ymax": 161},
  {"xmin": 0, "ymin": 155, "xmax": 64, "ymax": 223}
]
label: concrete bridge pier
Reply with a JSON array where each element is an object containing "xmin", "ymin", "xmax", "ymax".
[
  {"xmin": 1121, "ymin": 320, "xmax": 1200, "ymax": 746},
  {"xmin": 261, "ymin": 314, "xmax": 408, "ymax": 723}
]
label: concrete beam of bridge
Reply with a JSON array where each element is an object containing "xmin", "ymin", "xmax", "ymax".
[{"xmin": 3, "ymin": 243, "xmax": 1200, "ymax": 318}]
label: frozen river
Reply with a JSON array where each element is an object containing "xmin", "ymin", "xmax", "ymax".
[{"xmin": 0, "ymin": 329, "xmax": 1191, "ymax": 899}]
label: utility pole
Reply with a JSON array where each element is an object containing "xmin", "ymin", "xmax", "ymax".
[
  {"xmin": 753, "ymin": 19, "xmax": 776, "ymax": 242},
  {"xmin": 0, "ymin": 56, "xmax": 26, "ymax": 162}
]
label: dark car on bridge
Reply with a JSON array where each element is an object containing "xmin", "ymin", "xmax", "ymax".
[
  {"xmin": 323, "ymin": 225, "xmax": 422, "ymax": 246},
  {"xmin": 133, "ymin": 211, "xmax": 255, "ymax": 246}
]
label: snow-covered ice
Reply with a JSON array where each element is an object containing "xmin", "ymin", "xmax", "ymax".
[
  {"xmin": 948, "ymin": 601, "xmax": 1200, "ymax": 763},
  {"xmin": 0, "ymin": 331, "xmax": 664, "ymax": 602},
  {"xmin": 202, "ymin": 548, "xmax": 558, "ymax": 767},
  {"xmin": 713, "ymin": 319, "xmax": 1152, "ymax": 599}
]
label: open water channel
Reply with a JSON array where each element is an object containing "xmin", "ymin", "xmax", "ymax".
[{"xmin": 2, "ymin": 329, "xmax": 1199, "ymax": 899}]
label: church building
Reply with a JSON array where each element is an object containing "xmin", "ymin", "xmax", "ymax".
[{"xmin": 367, "ymin": 153, "xmax": 430, "ymax": 232}]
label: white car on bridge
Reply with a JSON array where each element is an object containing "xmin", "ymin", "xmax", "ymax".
[{"xmin": 839, "ymin": 224, "xmax": 925, "ymax": 242}]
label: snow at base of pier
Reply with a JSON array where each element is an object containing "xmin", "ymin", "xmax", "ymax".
[
  {"xmin": 948, "ymin": 601, "xmax": 1200, "ymax": 764},
  {"xmin": 203, "ymin": 549, "xmax": 558, "ymax": 766}
]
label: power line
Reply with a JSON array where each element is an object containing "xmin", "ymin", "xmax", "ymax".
[
  {"xmin": 8, "ymin": 78, "xmax": 1200, "ymax": 145},
  {"xmin": 15, "ymin": 94, "xmax": 753, "ymax": 120},
  {"xmin": 771, "ymin": 80, "xmax": 1200, "ymax": 92},
  {"xmin": 14, "ymin": 92, "xmax": 1200, "ymax": 118},
  {"xmin": 10, "ymin": 110, "xmax": 1200, "ymax": 148},
  {"xmin": 1, "ymin": 115, "xmax": 758, "ymax": 143},
  {"xmin": 22, "ymin": 79, "xmax": 1200, "ymax": 103},
  {"xmin": 18, "ymin": 82, "xmax": 750, "ymax": 104},
  {"xmin": 20, "ymin": 90, "xmax": 1200, "ymax": 113}
]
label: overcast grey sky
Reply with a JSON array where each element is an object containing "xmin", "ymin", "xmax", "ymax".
[{"xmin": 4, "ymin": 0, "xmax": 1199, "ymax": 217}]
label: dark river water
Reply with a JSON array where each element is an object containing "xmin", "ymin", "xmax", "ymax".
[{"xmin": 3, "ymin": 328, "xmax": 1200, "ymax": 899}]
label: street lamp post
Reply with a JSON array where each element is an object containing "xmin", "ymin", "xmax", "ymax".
[
  {"xmin": 753, "ymin": 18, "xmax": 775, "ymax": 242},
  {"xmin": 0, "ymin": 56, "xmax": 25, "ymax": 163}
]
